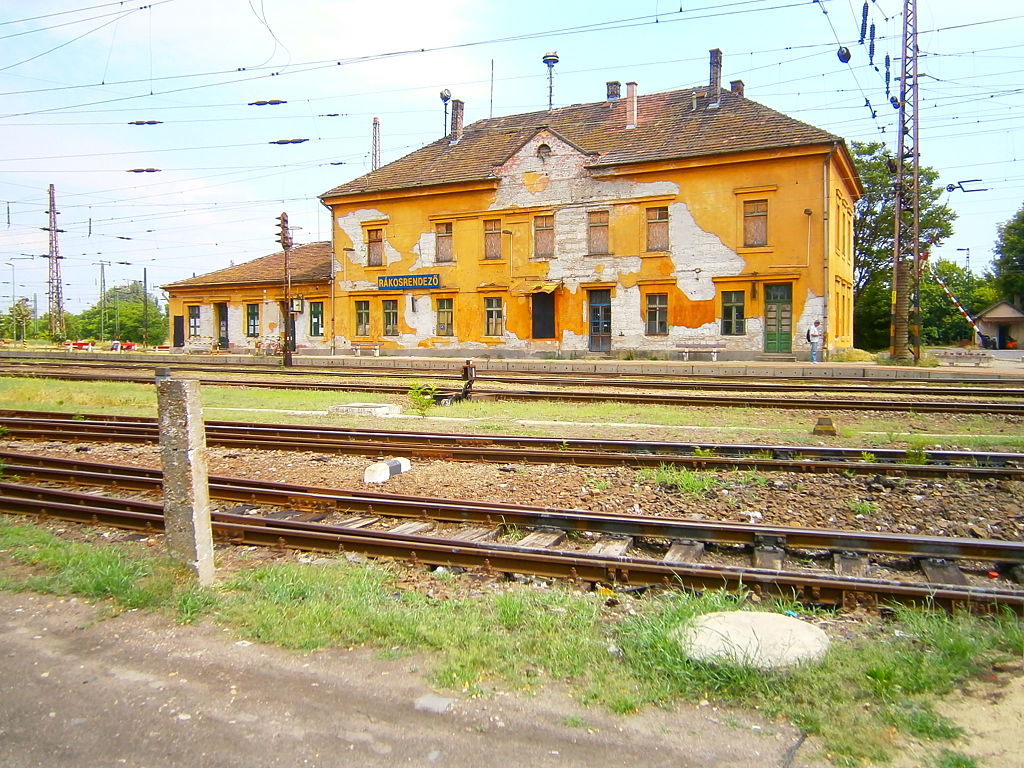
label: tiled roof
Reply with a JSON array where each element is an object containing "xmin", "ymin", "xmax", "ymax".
[
  {"xmin": 321, "ymin": 87, "xmax": 844, "ymax": 198},
  {"xmin": 162, "ymin": 241, "xmax": 333, "ymax": 289}
]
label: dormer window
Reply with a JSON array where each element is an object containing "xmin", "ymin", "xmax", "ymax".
[{"xmin": 536, "ymin": 143, "xmax": 552, "ymax": 161}]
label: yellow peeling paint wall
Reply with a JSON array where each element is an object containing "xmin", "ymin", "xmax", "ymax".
[{"xmin": 315, "ymin": 141, "xmax": 859, "ymax": 358}]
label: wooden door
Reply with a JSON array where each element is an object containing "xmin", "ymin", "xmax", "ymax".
[{"xmin": 763, "ymin": 283, "xmax": 792, "ymax": 353}]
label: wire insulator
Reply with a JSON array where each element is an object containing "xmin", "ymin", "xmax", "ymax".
[
  {"xmin": 869, "ymin": 22, "xmax": 876, "ymax": 65},
  {"xmin": 859, "ymin": 1, "xmax": 869, "ymax": 43}
]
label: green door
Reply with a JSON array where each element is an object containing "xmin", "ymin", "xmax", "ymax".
[{"xmin": 763, "ymin": 283, "xmax": 793, "ymax": 353}]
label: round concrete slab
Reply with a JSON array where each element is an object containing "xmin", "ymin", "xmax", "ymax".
[{"xmin": 675, "ymin": 611, "xmax": 829, "ymax": 670}]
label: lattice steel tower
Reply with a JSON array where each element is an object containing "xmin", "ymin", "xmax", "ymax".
[
  {"xmin": 889, "ymin": 0, "xmax": 920, "ymax": 362},
  {"xmin": 372, "ymin": 117, "xmax": 380, "ymax": 170},
  {"xmin": 46, "ymin": 184, "xmax": 66, "ymax": 340}
]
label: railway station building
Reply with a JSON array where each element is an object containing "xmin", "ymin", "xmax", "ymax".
[{"xmin": 164, "ymin": 50, "xmax": 861, "ymax": 359}]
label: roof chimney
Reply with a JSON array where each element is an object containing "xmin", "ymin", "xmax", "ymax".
[
  {"xmin": 449, "ymin": 98, "xmax": 464, "ymax": 143},
  {"xmin": 606, "ymin": 81, "xmax": 621, "ymax": 102},
  {"xmin": 626, "ymin": 81, "xmax": 637, "ymax": 129},
  {"xmin": 709, "ymin": 48, "xmax": 723, "ymax": 102},
  {"xmin": 730, "ymin": 79, "xmax": 744, "ymax": 98}
]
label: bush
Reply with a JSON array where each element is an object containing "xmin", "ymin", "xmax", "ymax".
[{"xmin": 829, "ymin": 347, "xmax": 876, "ymax": 362}]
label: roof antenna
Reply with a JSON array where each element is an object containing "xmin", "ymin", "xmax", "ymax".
[
  {"xmin": 542, "ymin": 52, "xmax": 559, "ymax": 110},
  {"xmin": 440, "ymin": 89, "xmax": 451, "ymax": 135}
]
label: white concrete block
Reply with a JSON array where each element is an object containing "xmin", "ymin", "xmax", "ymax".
[{"xmin": 363, "ymin": 457, "xmax": 412, "ymax": 484}]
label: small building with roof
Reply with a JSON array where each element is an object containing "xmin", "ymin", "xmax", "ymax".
[
  {"xmin": 975, "ymin": 301, "xmax": 1023, "ymax": 350},
  {"xmin": 162, "ymin": 241, "xmax": 333, "ymax": 352}
]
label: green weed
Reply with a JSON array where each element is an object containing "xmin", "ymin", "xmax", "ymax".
[
  {"xmin": 848, "ymin": 499, "xmax": 879, "ymax": 516},
  {"xmin": 901, "ymin": 443, "xmax": 929, "ymax": 465},
  {"xmin": 637, "ymin": 465, "xmax": 718, "ymax": 496},
  {"xmin": 408, "ymin": 383, "xmax": 439, "ymax": 417}
]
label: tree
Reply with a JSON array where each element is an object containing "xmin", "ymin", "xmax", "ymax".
[
  {"xmin": 993, "ymin": 203, "xmax": 1024, "ymax": 307},
  {"xmin": 919, "ymin": 260, "xmax": 997, "ymax": 345},
  {"xmin": 851, "ymin": 142, "xmax": 957, "ymax": 349},
  {"xmin": 3, "ymin": 298, "xmax": 33, "ymax": 341},
  {"xmin": 74, "ymin": 282, "xmax": 167, "ymax": 345}
]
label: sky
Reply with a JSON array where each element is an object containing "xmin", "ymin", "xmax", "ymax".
[{"xmin": 0, "ymin": 0, "xmax": 1021, "ymax": 318}]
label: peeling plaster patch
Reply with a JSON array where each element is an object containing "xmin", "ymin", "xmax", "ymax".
[
  {"xmin": 414, "ymin": 231, "xmax": 434, "ymax": 269},
  {"xmin": 491, "ymin": 134, "xmax": 743, "ymax": 305},
  {"xmin": 407, "ymin": 294, "xmax": 434, "ymax": 338},
  {"xmin": 492, "ymin": 132, "xmax": 678, "ymax": 211},
  {"xmin": 336, "ymin": 208, "xmax": 401, "ymax": 267},
  {"xmin": 797, "ymin": 290, "xmax": 826, "ymax": 348},
  {"xmin": 667, "ymin": 202, "xmax": 743, "ymax": 302}
]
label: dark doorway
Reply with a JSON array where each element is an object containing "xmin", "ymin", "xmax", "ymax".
[
  {"xmin": 283, "ymin": 303, "xmax": 297, "ymax": 352},
  {"xmin": 216, "ymin": 303, "xmax": 229, "ymax": 350},
  {"xmin": 588, "ymin": 289, "xmax": 611, "ymax": 353},
  {"xmin": 531, "ymin": 292, "xmax": 555, "ymax": 339},
  {"xmin": 172, "ymin": 315, "xmax": 185, "ymax": 348},
  {"xmin": 763, "ymin": 283, "xmax": 793, "ymax": 353}
]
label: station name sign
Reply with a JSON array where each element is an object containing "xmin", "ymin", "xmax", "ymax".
[{"xmin": 377, "ymin": 273, "xmax": 440, "ymax": 290}]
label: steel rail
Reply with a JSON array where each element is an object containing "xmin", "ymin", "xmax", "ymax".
[
  {"xmin": 1, "ymin": 480, "xmax": 1019, "ymax": 614},
  {"xmin": 3, "ymin": 412, "xmax": 1023, "ymax": 479},
  {"xmin": 2, "ymin": 367, "xmax": 1023, "ymax": 414},
  {"xmin": 3, "ymin": 451, "xmax": 1022, "ymax": 567},
  {"xmin": 3, "ymin": 359, "xmax": 1024, "ymax": 398}
]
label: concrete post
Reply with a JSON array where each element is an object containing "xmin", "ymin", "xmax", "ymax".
[{"xmin": 155, "ymin": 369, "xmax": 215, "ymax": 586}]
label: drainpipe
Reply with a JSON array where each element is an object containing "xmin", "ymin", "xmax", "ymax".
[{"xmin": 822, "ymin": 145, "xmax": 836, "ymax": 353}]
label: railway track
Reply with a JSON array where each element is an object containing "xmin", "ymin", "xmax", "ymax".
[
  {"xmin": 1, "ymin": 451, "xmax": 1021, "ymax": 614},
  {"xmin": 2, "ymin": 363, "xmax": 1024, "ymax": 414},
  {"xmin": 3, "ymin": 410, "xmax": 1023, "ymax": 479},
  {"xmin": 3, "ymin": 358, "xmax": 1023, "ymax": 398}
]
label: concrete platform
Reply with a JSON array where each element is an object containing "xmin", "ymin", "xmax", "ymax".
[{"xmin": 3, "ymin": 347, "xmax": 1023, "ymax": 381}]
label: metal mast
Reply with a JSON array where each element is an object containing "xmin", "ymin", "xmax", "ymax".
[
  {"xmin": 372, "ymin": 117, "xmax": 380, "ymax": 170},
  {"xmin": 46, "ymin": 184, "xmax": 65, "ymax": 339},
  {"xmin": 889, "ymin": 0, "xmax": 920, "ymax": 362},
  {"xmin": 542, "ymin": 52, "xmax": 559, "ymax": 110}
]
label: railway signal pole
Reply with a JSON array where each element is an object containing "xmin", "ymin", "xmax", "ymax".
[{"xmin": 276, "ymin": 212, "xmax": 293, "ymax": 367}]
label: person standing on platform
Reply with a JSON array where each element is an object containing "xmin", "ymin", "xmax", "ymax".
[{"xmin": 807, "ymin": 320, "xmax": 823, "ymax": 363}]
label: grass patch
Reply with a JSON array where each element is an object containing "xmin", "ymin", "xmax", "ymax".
[
  {"xmin": 0, "ymin": 518, "xmax": 177, "ymax": 609},
  {"xmin": 1, "ymin": 518, "xmax": 1021, "ymax": 766},
  {"xmin": 848, "ymin": 499, "xmax": 880, "ymax": 516},
  {"xmin": 636, "ymin": 464, "xmax": 719, "ymax": 496}
]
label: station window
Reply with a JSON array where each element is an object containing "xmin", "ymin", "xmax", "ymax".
[
  {"xmin": 645, "ymin": 294, "xmax": 668, "ymax": 335},
  {"xmin": 354, "ymin": 300, "xmax": 370, "ymax": 336},
  {"xmin": 722, "ymin": 291, "xmax": 746, "ymax": 335},
  {"xmin": 534, "ymin": 215, "xmax": 554, "ymax": 258},
  {"xmin": 483, "ymin": 219, "xmax": 502, "ymax": 260},
  {"xmin": 309, "ymin": 301, "xmax": 324, "ymax": 336},
  {"xmin": 245, "ymin": 303, "xmax": 259, "ymax": 337},
  {"xmin": 743, "ymin": 200, "xmax": 768, "ymax": 247},
  {"xmin": 435, "ymin": 297, "xmax": 454, "ymax": 336},
  {"xmin": 382, "ymin": 299, "xmax": 399, "ymax": 336},
  {"xmin": 435, "ymin": 222, "xmax": 454, "ymax": 263},
  {"xmin": 367, "ymin": 228, "xmax": 384, "ymax": 267},
  {"xmin": 187, "ymin": 305, "xmax": 200, "ymax": 337},
  {"xmin": 485, "ymin": 297, "xmax": 503, "ymax": 336},
  {"xmin": 646, "ymin": 206, "xmax": 669, "ymax": 251},
  {"xmin": 588, "ymin": 210, "xmax": 609, "ymax": 254}
]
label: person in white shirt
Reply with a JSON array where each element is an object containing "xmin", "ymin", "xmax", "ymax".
[{"xmin": 808, "ymin": 320, "xmax": 823, "ymax": 363}]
